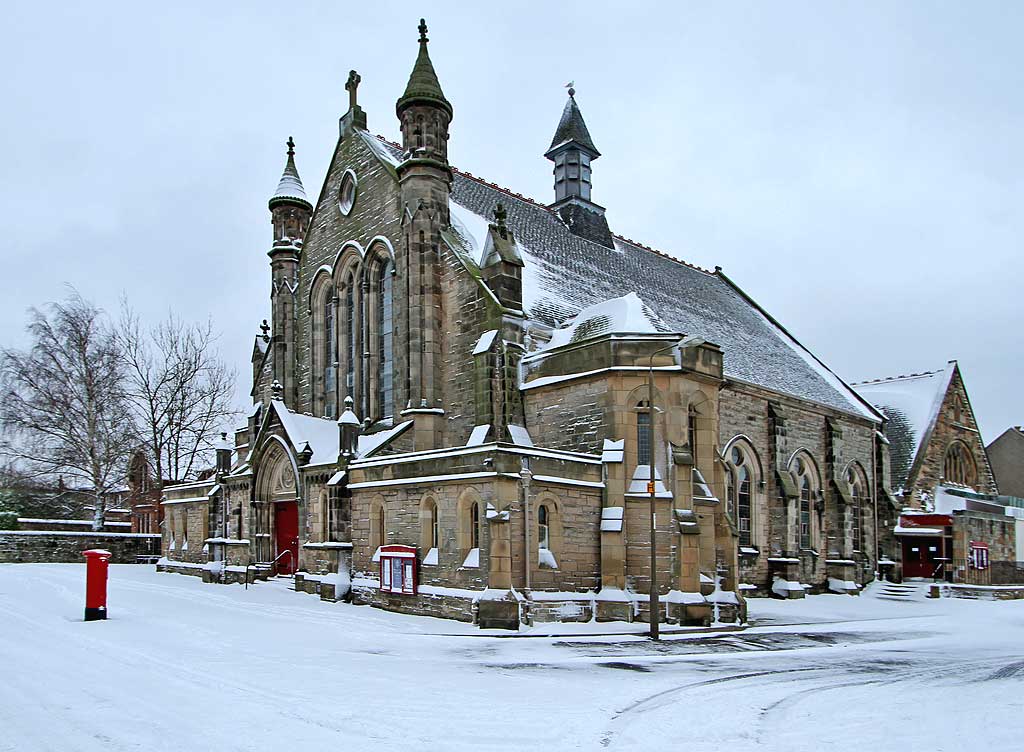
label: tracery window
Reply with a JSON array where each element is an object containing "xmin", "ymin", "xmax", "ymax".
[
  {"xmin": 377, "ymin": 259, "xmax": 394, "ymax": 420},
  {"xmin": 799, "ymin": 477, "xmax": 812, "ymax": 549},
  {"xmin": 846, "ymin": 467, "xmax": 863, "ymax": 553},
  {"xmin": 943, "ymin": 441, "xmax": 977, "ymax": 487},
  {"xmin": 344, "ymin": 275, "xmax": 355, "ymax": 397},
  {"xmin": 323, "ymin": 293, "xmax": 336, "ymax": 417},
  {"xmin": 791, "ymin": 454, "xmax": 819, "ymax": 550},
  {"xmin": 727, "ymin": 443, "xmax": 757, "ymax": 548},
  {"xmin": 310, "ymin": 275, "xmax": 335, "ymax": 418}
]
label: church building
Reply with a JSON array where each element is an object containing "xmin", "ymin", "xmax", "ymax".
[
  {"xmin": 159, "ymin": 20, "xmax": 891, "ymax": 626},
  {"xmin": 853, "ymin": 363, "xmax": 1015, "ymax": 582}
]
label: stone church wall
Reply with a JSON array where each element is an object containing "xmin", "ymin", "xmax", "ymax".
[{"xmin": 720, "ymin": 382, "xmax": 877, "ymax": 592}]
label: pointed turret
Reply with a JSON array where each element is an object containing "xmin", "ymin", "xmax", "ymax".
[
  {"xmin": 266, "ymin": 138, "xmax": 312, "ymax": 409},
  {"xmin": 544, "ymin": 87, "xmax": 614, "ymax": 248},
  {"xmin": 394, "ymin": 19, "xmax": 453, "ymax": 449},
  {"xmin": 269, "ymin": 137, "xmax": 312, "ymax": 212},
  {"xmin": 397, "ymin": 19, "xmax": 453, "ymax": 120},
  {"xmin": 396, "ymin": 19, "xmax": 453, "ymax": 169}
]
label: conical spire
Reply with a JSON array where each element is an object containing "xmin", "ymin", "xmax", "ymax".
[
  {"xmin": 396, "ymin": 19, "xmax": 452, "ymax": 118},
  {"xmin": 270, "ymin": 137, "xmax": 311, "ymax": 209},
  {"xmin": 545, "ymin": 90, "xmax": 600, "ymax": 158}
]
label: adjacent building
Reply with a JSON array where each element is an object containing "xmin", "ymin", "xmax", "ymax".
[
  {"xmin": 853, "ymin": 362, "xmax": 1016, "ymax": 581},
  {"xmin": 987, "ymin": 427, "xmax": 1024, "ymax": 499}
]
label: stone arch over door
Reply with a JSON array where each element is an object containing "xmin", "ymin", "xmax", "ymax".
[{"xmin": 252, "ymin": 437, "xmax": 301, "ymax": 567}]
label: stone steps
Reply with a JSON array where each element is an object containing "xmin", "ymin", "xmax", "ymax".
[{"xmin": 869, "ymin": 580, "xmax": 931, "ymax": 602}]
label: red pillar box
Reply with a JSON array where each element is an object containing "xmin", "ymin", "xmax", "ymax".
[{"xmin": 83, "ymin": 549, "xmax": 112, "ymax": 621}]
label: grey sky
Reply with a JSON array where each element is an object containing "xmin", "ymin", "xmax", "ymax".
[{"xmin": 2, "ymin": 1, "xmax": 1020, "ymax": 442}]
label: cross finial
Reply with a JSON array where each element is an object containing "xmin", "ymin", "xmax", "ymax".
[
  {"xmin": 260, "ymin": 319, "xmax": 270, "ymax": 340},
  {"xmin": 493, "ymin": 203, "xmax": 507, "ymax": 236},
  {"xmin": 345, "ymin": 69, "xmax": 361, "ymax": 109},
  {"xmin": 271, "ymin": 379, "xmax": 283, "ymax": 400},
  {"xmin": 418, "ymin": 18, "xmax": 428, "ymax": 43},
  {"xmin": 286, "ymin": 136, "xmax": 295, "ymax": 157}
]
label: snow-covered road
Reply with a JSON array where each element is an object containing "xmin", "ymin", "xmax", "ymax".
[{"xmin": 1, "ymin": 565, "xmax": 1021, "ymax": 751}]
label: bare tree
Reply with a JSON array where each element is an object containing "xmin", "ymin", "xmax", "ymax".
[
  {"xmin": 119, "ymin": 303, "xmax": 237, "ymax": 495},
  {"xmin": 0, "ymin": 292, "xmax": 136, "ymax": 530}
]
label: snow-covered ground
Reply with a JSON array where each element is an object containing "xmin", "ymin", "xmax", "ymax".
[{"xmin": 1, "ymin": 565, "xmax": 1021, "ymax": 751}]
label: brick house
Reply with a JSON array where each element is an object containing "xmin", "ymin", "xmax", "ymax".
[{"xmin": 160, "ymin": 19, "xmax": 897, "ymax": 626}]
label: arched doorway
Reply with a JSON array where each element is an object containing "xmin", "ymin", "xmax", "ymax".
[{"xmin": 254, "ymin": 439, "xmax": 301, "ymax": 575}]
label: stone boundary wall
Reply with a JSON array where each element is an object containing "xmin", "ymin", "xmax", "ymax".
[
  {"xmin": 0, "ymin": 531, "xmax": 161, "ymax": 563},
  {"xmin": 932, "ymin": 583, "xmax": 1024, "ymax": 601}
]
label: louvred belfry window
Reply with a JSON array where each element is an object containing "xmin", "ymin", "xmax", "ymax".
[{"xmin": 379, "ymin": 545, "xmax": 417, "ymax": 594}]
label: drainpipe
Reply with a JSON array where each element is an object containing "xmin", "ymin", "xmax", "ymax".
[
  {"xmin": 521, "ymin": 459, "xmax": 532, "ymax": 592},
  {"xmin": 871, "ymin": 430, "xmax": 880, "ymax": 580}
]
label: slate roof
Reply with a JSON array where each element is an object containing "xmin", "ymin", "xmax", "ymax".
[
  {"xmin": 371, "ymin": 136, "xmax": 878, "ymax": 422},
  {"xmin": 546, "ymin": 94, "xmax": 600, "ymax": 156},
  {"xmin": 852, "ymin": 364, "xmax": 956, "ymax": 492}
]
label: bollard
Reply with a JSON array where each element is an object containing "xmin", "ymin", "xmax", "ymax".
[{"xmin": 82, "ymin": 549, "xmax": 112, "ymax": 621}]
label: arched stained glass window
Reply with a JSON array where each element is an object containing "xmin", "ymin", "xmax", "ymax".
[
  {"xmin": 943, "ymin": 441, "xmax": 977, "ymax": 487},
  {"xmin": 324, "ymin": 294, "xmax": 336, "ymax": 416},
  {"xmin": 344, "ymin": 276, "xmax": 355, "ymax": 396},
  {"xmin": 377, "ymin": 259, "xmax": 394, "ymax": 420}
]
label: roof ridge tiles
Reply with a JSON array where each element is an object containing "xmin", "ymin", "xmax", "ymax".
[{"xmin": 850, "ymin": 369, "xmax": 943, "ymax": 386}]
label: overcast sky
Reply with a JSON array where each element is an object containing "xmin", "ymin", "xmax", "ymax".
[{"xmin": 2, "ymin": 1, "xmax": 1020, "ymax": 442}]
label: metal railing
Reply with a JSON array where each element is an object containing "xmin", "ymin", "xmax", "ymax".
[{"xmin": 270, "ymin": 549, "xmax": 294, "ymax": 580}]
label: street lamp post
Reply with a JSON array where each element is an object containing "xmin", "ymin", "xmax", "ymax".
[{"xmin": 647, "ymin": 335, "xmax": 705, "ymax": 641}]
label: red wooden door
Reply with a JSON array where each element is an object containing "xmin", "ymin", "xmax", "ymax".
[
  {"xmin": 902, "ymin": 537, "xmax": 940, "ymax": 579},
  {"xmin": 275, "ymin": 501, "xmax": 299, "ymax": 575}
]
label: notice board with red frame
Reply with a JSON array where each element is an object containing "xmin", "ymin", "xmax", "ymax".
[{"xmin": 379, "ymin": 544, "xmax": 417, "ymax": 594}]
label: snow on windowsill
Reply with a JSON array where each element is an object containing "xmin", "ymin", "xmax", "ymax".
[
  {"xmin": 460, "ymin": 548, "xmax": 480, "ymax": 568},
  {"xmin": 422, "ymin": 547, "xmax": 438, "ymax": 566}
]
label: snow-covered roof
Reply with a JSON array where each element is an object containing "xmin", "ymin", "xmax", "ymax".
[
  {"xmin": 853, "ymin": 363, "xmax": 956, "ymax": 492},
  {"xmin": 539, "ymin": 293, "xmax": 671, "ymax": 352},
  {"xmin": 269, "ymin": 401, "xmax": 340, "ymax": 466},
  {"xmin": 366, "ymin": 135, "xmax": 879, "ymax": 421},
  {"xmin": 270, "ymin": 139, "xmax": 310, "ymax": 207},
  {"xmin": 263, "ymin": 401, "xmax": 412, "ymax": 466}
]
